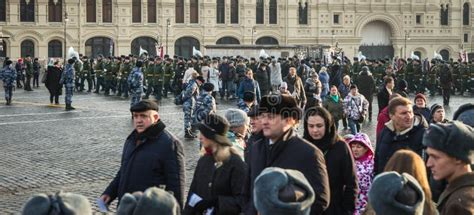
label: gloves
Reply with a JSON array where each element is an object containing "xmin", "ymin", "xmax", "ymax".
[{"xmin": 194, "ymin": 198, "xmax": 217, "ymax": 213}]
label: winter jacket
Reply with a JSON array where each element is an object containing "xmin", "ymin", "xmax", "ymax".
[
  {"xmin": 323, "ymin": 94, "xmax": 344, "ymax": 121},
  {"xmin": 413, "ymin": 105, "xmax": 431, "ymax": 122},
  {"xmin": 374, "ymin": 114, "xmax": 428, "ymax": 175},
  {"xmin": 243, "ymin": 128, "xmax": 330, "ymax": 215},
  {"xmin": 184, "ymin": 152, "xmax": 247, "ymax": 215},
  {"xmin": 338, "ymin": 83, "xmax": 351, "ymax": 100},
  {"xmin": 319, "ymin": 71, "xmax": 330, "ymax": 97},
  {"xmin": 377, "ymin": 87, "xmax": 391, "ymax": 113},
  {"xmin": 350, "ymin": 137, "xmax": 374, "ymax": 215},
  {"xmin": 357, "ymin": 71, "xmax": 376, "ymax": 103},
  {"xmin": 284, "ymin": 75, "xmax": 307, "ymax": 106},
  {"xmin": 238, "ymin": 77, "xmax": 261, "ymax": 103},
  {"xmin": 343, "ymin": 93, "xmax": 369, "ymax": 121},
  {"xmin": 437, "ymin": 172, "xmax": 474, "ymax": 215},
  {"xmin": 208, "ymin": 67, "xmax": 220, "ymax": 92},
  {"xmin": 305, "ymin": 78, "xmax": 323, "ymax": 109},
  {"xmin": 103, "ymin": 121, "xmax": 186, "ymax": 207},
  {"xmin": 219, "ymin": 62, "xmax": 231, "ymax": 81},
  {"xmin": 376, "ymin": 106, "xmax": 390, "ymax": 139},
  {"xmin": 0, "ymin": 65, "xmax": 17, "ymax": 86},
  {"xmin": 45, "ymin": 66, "xmax": 62, "ymax": 96},
  {"xmin": 254, "ymin": 66, "xmax": 271, "ymax": 95},
  {"xmin": 269, "ymin": 62, "xmax": 282, "ymax": 86}
]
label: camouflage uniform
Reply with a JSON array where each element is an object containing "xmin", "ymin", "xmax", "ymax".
[
  {"xmin": 118, "ymin": 61, "xmax": 132, "ymax": 98},
  {"xmin": 153, "ymin": 60, "xmax": 164, "ymax": 101},
  {"xmin": 104, "ymin": 60, "xmax": 115, "ymax": 95},
  {"xmin": 182, "ymin": 79, "xmax": 199, "ymax": 136},
  {"xmin": 144, "ymin": 62, "xmax": 156, "ymax": 99},
  {"xmin": 74, "ymin": 61, "xmax": 82, "ymax": 91},
  {"xmin": 412, "ymin": 61, "xmax": 423, "ymax": 93},
  {"xmin": 163, "ymin": 61, "xmax": 174, "ymax": 98},
  {"xmin": 94, "ymin": 59, "xmax": 106, "ymax": 93},
  {"xmin": 127, "ymin": 66, "xmax": 144, "ymax": 107},
  {"xmin": 60, "ymin": 63, "xmax": 75, "ymax": 109},
  {"xmin": 406, "ymin": 60, "xmax": 415, "ymax": 92},
  {"xmin": 427, "ymin": 62, "xmax": 439, "ymax": 96},
  {"xmin": 192, "ymin": 92, "xmax": 216, "ymax": 126},
  {"xmin": 24, "ymin": 59, "xmax": 33, "ymax": 91},
  {"xmin": 0, "ymin": 64, "xmax": 17, "ymax": 105}
]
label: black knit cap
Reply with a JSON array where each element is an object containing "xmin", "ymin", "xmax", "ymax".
[
  {"xmin": 259, "ymin": 94, "xmax": 302, "ymax": 120},
  {"xmin": 130, "ymin": 100, "xmax": 159, "ymax": 112},
  {"xmin": 197, "ymin": 114, "xmax": 232, "ymax": 146},
  {"xmin": 202, "ymin": 83, "xmax": 214, "ymax": 92}
]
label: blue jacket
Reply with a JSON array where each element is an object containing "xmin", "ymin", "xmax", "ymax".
[
  {"xmin": 319, "ymin": 71, "xmax": 330, "ymax": 97},
  {"xmin": 0, "ymin": 65, "xmax": 17, "ymax": 86},
  {"xmin": 238, "ymin": 77, "xmax": 261, "ymax": 103},
  {"xmin": 103, "ymin": 121, "xmax": 186, "ymax": 207}
]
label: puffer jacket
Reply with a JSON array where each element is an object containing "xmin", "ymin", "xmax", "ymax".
[{"xmin": 343, "ymin": 93, "xmax": 369, "ymax": 121}]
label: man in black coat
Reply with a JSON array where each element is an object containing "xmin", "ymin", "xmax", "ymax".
[
  {"xmin": 377, "ymin": 76, "xmax": 394, "ymax": 114},
  {"xmin": 375, "ymin": 97, "xmax": 428, "ymax": 175},
  {"xmin": 100, "ymin": 100, "xmax": 186, "ymax": 208},
  {"xmin": 243, "ymin": 94, "xmax": 330, "ymax": 215},
  {"xmin": 357, "ymin": 66, "xmax": 376, "ymax": 121}
]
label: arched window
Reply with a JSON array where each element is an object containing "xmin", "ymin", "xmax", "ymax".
[
  {"xmin": 148, "ymin": 0, "xmax": 156, "ymax": 23},
  {"xmin": 440, "ymin": 49, "xmax": 449, "ymax": 60},
  {"xmin": 102, "ymin": 0, "xmax": 112, "ymax": 23},
  {"xmin": 175, "ymin": 37, "xmax": 200, "ymax": 58},
  {"xmin": 0, "ymin": 41, "xmax": 7, "ymax": 57},
  {"xmin": 86, "ymin": 0, "xmax": 96, "ymax": 22},
  {"xmin": 298, "ymin": 2, "xmax": 308, "ymax": 25},
  {"xmin": 256, "ymin": 36, "xmax": 279, "ymax": 45},
  {"xmin": 414, "ymin": 51, "xmax": 422, "ymax": 59},
  {"xmin": 85, "ymin": 37, "xmax": 114, "ymax": 58},
  {"xmin": 0, "ymin": 0, "xmax": 5, "ymax": 22},
  {"xmin": 48, "ymin": 40, "xmax": 62, "ymax": 58},
  {"xmin": 440, "ymin": 4, "xmax": 449, "ymax": 26},
  {"xmin": 190, "ymin": 0, "xmax": 199, "ymax": 23},
  {"xmin": 48, "ymin": 0, "xmax": 62, "ymax": 22},
  {"xmin": 256, "ymin": 0, "xmax": 264, "ymax": 24},
  {"xmin": 21, "ymin": 40, "xmax": 35, "ymax": 57},
  {"xmin": 216, "ymin": 0, "xmax": 225, "ymax": 24},
  {"xmin": 463, "ymin": 3, "xmax": 470, "ymax": 26},
  {"xmin": 131, "ymin": 37, "xmax": 158, "ymax": 56},
  {"xmin": 176, "ymin": 0, "xmax": 184, "ymax": 23},
  {"xmin": 231, "ymin": 0, "xmax": 238, "ymax": 24},
  {"xmin": 132, "ymin": 0, "xmax": 141, "ymax": 23},
  {"xmin": 269, "ymin": 0, "xmax": 277, "ymax": 24},
  {"xmin": 20, "ymin": 0, "xmax": 35, "ymax": 22},
  {"xmin": 216, "ymin": 37, "xmax": 240, "ymax": 45}
]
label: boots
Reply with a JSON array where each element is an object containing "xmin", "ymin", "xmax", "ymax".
[
  {"xmin": 65, "ymin": 104, "xmax": 76, "ymax": 111},
  {"xmin": 184, "ymin": 130, "xmax": 196, "ymax": 139}
]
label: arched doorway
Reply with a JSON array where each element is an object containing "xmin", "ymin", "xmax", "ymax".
[
  {"xmin": 216, "ymin": 37, "xmax": 240, "ymax": 45},
  {"xmin": 440, "ymin": 49, "xmax": 449, "ymax": 61},
  {"xmin": 358, "ymin": 21, "xmax": 394, "ymax": 59},
  {"xmin": 256, "ymin": 36, "xmax": 279, "ymax": 45},
  {"xmin": 21, "ymin": 40, "xmax": 35, "ymax": 57},
  {"xmin": 85, "ymin": 37, "xmax": 114, "ymax": 58},
  {"xmin": 0, "ymin": 41, "xmax": 6, "ymax": 58},
  {"xmin": 48, "ymin": 40, "xmax": 63, "ymax": 58},
  {"xmin": 174, "ymin": 37, "xmax": 200, "ymax": 58},
  {"xmin": 131, "ymin": 37, "xmax": 157, "ymax": 57},
  {"xmin": 414, "ymin": 51, "xmax": 422, "ymax": 59}
]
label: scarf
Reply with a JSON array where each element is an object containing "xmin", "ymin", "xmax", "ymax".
[{"xmin": 330, "ymin": 94, "xmax": 339, "ymax": 103}]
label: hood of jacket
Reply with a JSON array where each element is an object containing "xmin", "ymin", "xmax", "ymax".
[{"xmin": 384, "ymin": 113, "xmax": 428, "ymax": 135}]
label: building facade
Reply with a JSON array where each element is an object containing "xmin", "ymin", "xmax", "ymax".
[{"xmin": 0, "ymin": 0, "xmax": 472, "ymax": 60}]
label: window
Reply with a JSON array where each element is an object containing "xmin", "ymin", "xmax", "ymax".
[
  {"xmin": 269, "ymin": 0, "xmax": 277, "ymax": 24},
  {"xmin": 298, "ymin": 2, "xmax": 308, "ymax": 25},
  {"xmin": 148, "ymin": 0, "xmax": 156, "ymax": 23},
  {"xmin": 86, "ymin": 0, "xmax": 96, "ymax": 22},
  {"xmin": 20, "ymin": 0, "xmax": 35, "ymax": 22},
  {"xmin": 255, "ymin": 36, "xmax": 278, "ymax": 45},
  {"xmin": 414, "ymin": 51, "xmax": 422, "ymax": 59},
  {"xmin": 175, "ymin": 0, "xmax": 184, "ymax": 23},
  {"xmin": 416, "ymin": 14, "xmax": 422, "ymax": 25},
  {"xmin": 132, "ymin": 0, "xmax": 141, "ymax": 23},
  {"xmin": 333, "ymin": 14, "xmax": 340, "ymax": 25},
  {"xmin": 216, "ymin": 0, "xmax": 225, "ymax": 24},
  {"xmin": 216, "ymin": 37, "xmax": 240, "ymax": 44},
  {"xmin": 190, "ymin": 0, "xmax": 199, "ymax": 23},
  {"xmin": 463, "ymin": 3, "xmax": 470, "ymax": 26},
  {"xmin": 464, "ymin": 33, "xmax": 469, "ymax": 43},
  {"xmin": 0, "ymin": 0, "xmax": 5, "ymax": 22},
  {"xmin": 131, "ymin": 37, "xmax": 158, "ymax": 56},
  {"xmin": 440, "ymin": 4, "xmax": 449, "ymax": 26},
  {"xmin": 21, "ymin": 40, "xmax": 35, "ymax": 57},
  {"xmin": 230, "ymin": 0, "xmax": 238, "ymax": 24},
  {"xmin": 85, "ymin": 37, "xmax": 114, "ymax": 57},
  {"xmin": 175, "ymin": 37, "xmax": 200, "ymax": 58},
  {"xmin": 256, "ymin": 0, "xmax": 264, "ymax": 24},
  {"xmin": 103, "ymin": 0, "xmax": 112, "ymax": 23},
  {"xmin": 48, "ymin": 40, "xmax": 62, "ymax": 58},
  {"xmin": 440, "ymin": 49, "xmax": 449, "ymax": 60},
  {"xmin": 48, "ymin": 0, "xmax": 62, "ymax": 22}
]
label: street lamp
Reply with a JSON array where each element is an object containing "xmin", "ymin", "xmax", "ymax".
[
  {"xmin": 64, "ymin": 11, "xmax": 69, "ymax": 63},
  {"xmin": 404, "ymin": 30, "xmax": 410, "ymax": 58},
  {"xmin": 166, "ymin": 18, "xmax": 170, "ymax": 55},
  {"xmin": 251, "ymin": 27, "xmax": 256, "ymax": 45}
]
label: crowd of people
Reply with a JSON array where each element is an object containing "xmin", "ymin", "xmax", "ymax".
[{"xmin": 2, "ymin": 53, "xmax": 474, "ymax": 215}]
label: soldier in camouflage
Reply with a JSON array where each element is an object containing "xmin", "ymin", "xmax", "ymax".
[
  {"xmin": 60, "ymin": 58, "xmax": 76, "ymax": 111},
  {"xmin": 412, "ymin": 59, "xmax": 423, "ymax": 93},
  {"xmin": 104, "ymin": 57, "xmax": 115, "ymax": 96},
  {"xmin": 94, "ymin": 55, "xmax": 106, "ymax": 94},
  {"xmin": 182, "ymin": 75, "xmax": 204, "ymax": 139},
  {"xmin": 24, "ymin": 55, "xmax": 34, "ymax": 91},
  {"xmin": 127, "ymin": 61, "xmax": 144, "ymax": 107},
  {"xmin": 153, "ymin": 57, "xmax": 164, "ymax": 101},
  {"xmin": 73, "ymin": 57, "xmax": 83, "ymax": 92},
  {"xmin": 163, "ymin": 58, "xmax": 175, "ymax": 98},
  {"xmin": 192, "ymin": 82, "xmax": 216, "ymax": 132},
  {"xmin": 427, "ymin": 59, "xmax": 439, "ymax": 96},
  {"xmin": 118, "ymin": 56, "xmax": 132, "ymax": 98},
  {"xmin": 0, "ymin": 60, "xmax": 17, "ymax": 105},
  {"xmin": 143, "ymin": 58, "xmax": 156, "ymax": 100}
]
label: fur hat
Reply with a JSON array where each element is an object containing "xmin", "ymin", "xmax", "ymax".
[
  {"xmin": 430, "ymin": 103, "xmax": 443, "ymax": 118},
  {"xmin": 117, "ymin": 187, "xmax": 179, "ymax": 215},
  {"xmin": 202, "ymin": 83, "xmax": 214, "ymax": 92},
  {"xmin": 130, "ymin": 100, "xmax": 159, "ymax": 112},
  {"xmin": 453, "ymin": 103, "xmax": 474, "ymax": 127},
  {"xmin": 197, "ymin": 114, "xmax": 232, "ymax": 146},
  {"xmin": 422, "ymin": 121, "xmax": 474, "ymax": 164},
  {"xmin": 414, "ymin": 93, "xmax": 426, "ymax": 103},
  {"xmin": 369, "ymin": 172, "xmax": 425, "ymax": 215},
  {"xmin": 225, "ymin": 109, "xmax": 250, "ymax": 128},
  {"xmin": 22, "ymin": 191, "xmax": 92, "ymax": 215},
  {"xmin": 259, "ymin": 94, "xmax": 302, "ymax": 120},
  {"xmin": 254, "ymin": 167, "xmax": 315, "ymax": 215}
]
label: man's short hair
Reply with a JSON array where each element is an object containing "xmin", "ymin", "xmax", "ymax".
[
  {"xmin": 384, "ymin": 77, "xmax": 394, "ymax": 85},
  {"xmin": 388, "ymin": 97, "xmax": 412, "ymax": 115}
]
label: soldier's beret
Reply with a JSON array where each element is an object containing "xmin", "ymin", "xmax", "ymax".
[{"xmin": 130, "ymin": 100, "xmax": 159, "ymax": 112}]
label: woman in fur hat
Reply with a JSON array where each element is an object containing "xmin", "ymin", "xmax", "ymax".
[{"xmin": 184, "ymin": 114, "xmax": 247, "ymax": 215}]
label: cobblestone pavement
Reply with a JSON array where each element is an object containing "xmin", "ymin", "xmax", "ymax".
[{"xmin": 0, "ymin": 86, "xmax": 471, "ymax": 213}]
